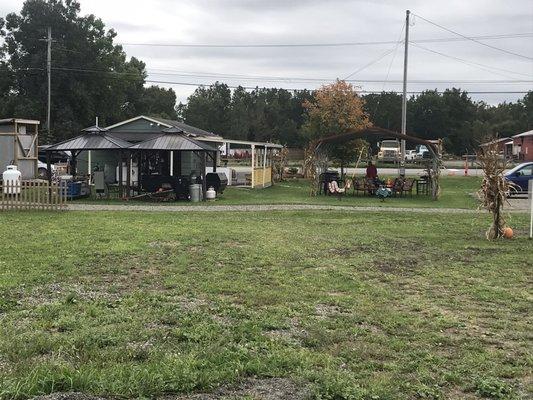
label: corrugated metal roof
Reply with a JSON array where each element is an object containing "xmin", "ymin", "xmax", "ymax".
[
  {"xmin": 149, "ymin": 116, "xmax": 219, "ymax": 138},
  {"xmin": 512, "ymin": 129, "xmax": 533, "ymax": 138},
  {"xmin": 130, "ymin": 132, "xmax": 218, "ymax": 151},
  {"xmin": 46, "ymin": 131, "xmax": 132, "ymax": 151},
  {"xmin": 0, "ymin": 118, "xmax": 40, "ymax": 125}
]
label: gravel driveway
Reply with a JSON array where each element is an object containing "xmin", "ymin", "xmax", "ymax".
[{"xmin": 67, "ymin": 203, "xmax": 488, "ymax": 213}]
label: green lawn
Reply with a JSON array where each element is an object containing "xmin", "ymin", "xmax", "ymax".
[
  {"xmin": 0, "ymin": 210, "xmax": 531, "ymax": 399},
  {"xmin": 73, "ymin": 176, "xmax": 482, "ymax": 209}
]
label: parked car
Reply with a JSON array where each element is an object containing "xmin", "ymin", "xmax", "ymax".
[
  {"xmin": 504, "ymin": 162, "xmax": 533, "ymax": 195},
  {"xmin": 37, "ymin": 160, "xmax": 56, "ymax": 179},
  {"xmin": 405, "ymin": 150, "xmax": 417, "ymax": 161}
]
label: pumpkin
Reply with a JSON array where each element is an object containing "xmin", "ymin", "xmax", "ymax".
[{"xmin": 502, "ymin": 227, "xmax": 513, "ymax": 239}]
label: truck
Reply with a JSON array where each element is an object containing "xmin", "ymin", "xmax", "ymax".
[
  {"xmin": 377, "ymin": 140, "xmax": 400, "ymax": 163},
  {"xmin": 405, "ymin": 150, "xmax": 417, "ymax": 161}
]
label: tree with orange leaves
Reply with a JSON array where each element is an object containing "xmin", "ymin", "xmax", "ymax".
[
  {"xmin": 303, "ymin": 80, "xmax": 371, "ymax": 176},
  {"xmin": 303, "ymin": 80, "xmax": 371, "ymax": 139}
]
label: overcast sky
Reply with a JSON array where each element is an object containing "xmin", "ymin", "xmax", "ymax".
[{"xmin": 1, "ymin": 0, "xmax": 532, "ymax": 105}]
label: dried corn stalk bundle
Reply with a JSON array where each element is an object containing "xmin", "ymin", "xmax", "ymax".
[
  {"xmin": 476, "ymin": 140, "xmax": 512, "ymax": 239},
  {"xmin": 272, "ymin": 146, "xmax": 289, "ymax": 182},
  {"xmin": 303, "ymin": 140, "xmax": 327, "ymax": 196}
]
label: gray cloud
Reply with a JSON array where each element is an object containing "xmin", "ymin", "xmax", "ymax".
[{"xmin": 1, "ymin": 0, "xmax": 532, "ymax": 104}]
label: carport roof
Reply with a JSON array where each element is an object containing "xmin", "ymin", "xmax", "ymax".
[
  {"xmin": 129, "ymin": 128, "xmax": 218, "ymax": 151},
  {"xmin": 46, "ymin": 126, "xmax": 132, "ymax": 151}
]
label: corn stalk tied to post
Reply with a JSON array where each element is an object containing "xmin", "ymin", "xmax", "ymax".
[
  {"xmin": 304, "ymin": 140, "xmax": 328, "ymax": 196},
  {"xmin": 476, "ymin": 140, "xmax": 515, "ymax": 240}
]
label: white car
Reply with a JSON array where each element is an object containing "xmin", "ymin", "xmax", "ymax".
[{"xmin": 405, "ymin": 150, "xmax": 417, "ymax": 161}]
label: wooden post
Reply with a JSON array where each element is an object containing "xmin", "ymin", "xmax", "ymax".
[
  {"xmin": 213, "ymin": 151, "xmax": 217, "ymax": 172},
  {"xmin": 118, "ymin": 151, "xmax": 123, "ymax": 198},
  {"xmin": 126, "ymin": 151, "xmax": 132, "ymax": 199},
  {"xmin": 201, "ymin": 151, "xmax": 207, "ymax": 201},
  {"xmin": 46, "ymin": 152, "xmax": 52, "ymax": 183},
  {"xmin": 46, "ymin": 151, "xmax": 53, "ymax": 201},
  {"xmin": 262, "ymin": 146, "xmax": 267, "ymax": 188},
  {"xmin": 71, "ymin": 152, "xmax": 77, "ymax": 179},
  {"xmin": 251, "ymin": 144, "xmax": 255, "ymax": 188}
]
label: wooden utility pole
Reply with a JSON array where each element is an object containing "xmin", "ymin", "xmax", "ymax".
[
  {"xmin": 46, "ymin": 27, "xmax": 52, "ymax": 135},
  {"xmin": 400, "ymin": 10, "xmax": 410, "ymax": 175}
]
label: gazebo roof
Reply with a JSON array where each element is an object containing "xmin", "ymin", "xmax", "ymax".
[
  {"xmin": 129, "ymin": 128, "xmax": 218, "ymax": 152},
  {"xmin": 46, "ymin": 126, "xmax": 132, "ymax": 151}
]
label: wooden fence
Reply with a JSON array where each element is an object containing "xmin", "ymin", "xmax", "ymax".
[{"xmin": 0, "ymin": 180, "xmax": 67, "ymax": 211}]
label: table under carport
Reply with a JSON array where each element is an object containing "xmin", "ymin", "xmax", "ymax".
[
  {"xmin": 44, "ymin": 126, "xmax": 132, "ymax": 198},
  {"xmin": 128, "ymin": 127, "xmax": 219, "ymax": 201}
]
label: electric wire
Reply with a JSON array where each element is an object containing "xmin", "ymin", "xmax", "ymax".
[
  {"xmin": 411, "ymin": 13, "xmax": 533, "ymax": 61},
  {"xmin": 116, "ymin": 32, "xmax": 533, "ymax": 48},
  {"xmin": 411, "ymin": 42, "xmax": 532, "ymax": 80}
]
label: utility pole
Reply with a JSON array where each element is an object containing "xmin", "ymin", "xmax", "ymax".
[
  {"xmin": 400, "ymin": 10, "xmax": 410, "ymax": 175},
  {"xmin": 46, "ymin": 27, "xmax": 52, "ymax": 135}
]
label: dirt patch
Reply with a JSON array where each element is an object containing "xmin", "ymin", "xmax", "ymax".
[
  {"xmin": 31, "ymin": 379, "xmax": 310, "ymax": 400},
  {"xmin": 373, "ymin": 256, "xmax": 421, "ymax": 275},
  {"xmin": 446, "ymin": 246, "xmax": 501, "ymax": 263},
  {"xmin": 33, "ymin": 394, "xmax": 104, "ymax": 400},
  {"xmin": 19, "ymin": 262, "xmax": 162, "ymax": 307},
  {"xmin": 263, "ymin": 317, "xmax": 307, "ymax": 344},
  {"xmin": 314, "ymin": 304, "xmax": 346, "ymax": 319},
  {"xmin": 171, "ymin": 377, "xmax": 310, "ymax": 400},
  {"xmin": 149, "ymin": 240, "xmax": 182, "ymax": 248},
  {"xmin": 20, "ymin": 282, "xmax": 122, "ymax": 307}
]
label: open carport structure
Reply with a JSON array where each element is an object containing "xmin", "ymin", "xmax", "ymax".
[
  {"xmin": 310, "ymin": 126, "xmax": 442, "ymax": 199},
  {"xmin": 44, "ymin": 126, "xmax": 132, "ymax": 196},
  {"xmin": 128, "ymin": 127, "xmax": 219, "ymax": 200}
]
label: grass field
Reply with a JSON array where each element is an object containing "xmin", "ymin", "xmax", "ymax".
[
  {"xmin": 0, "ymin": 209, "xmax": 531, "ymax": 399},
  {"xmin": 73, "ymin": 176, "xmax": 482, "ymax": 209}
]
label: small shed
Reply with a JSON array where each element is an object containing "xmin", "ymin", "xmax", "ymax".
[{"xmin": 0, "ymin": 118, "xmax": 40, "ymax": 179}]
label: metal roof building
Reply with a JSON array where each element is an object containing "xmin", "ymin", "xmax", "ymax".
[
  {"xmin": 46, "ymin": 126, "xmax": 131, "ymax": 151},
  {"xmin": 129, "ymin": 127, "xmax": 218, "ymax": 152}
]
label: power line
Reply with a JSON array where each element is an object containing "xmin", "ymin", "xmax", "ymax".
[
  {"xmin": 17, "ymin": 66, "xmax": 532, "ymax": 85},
  {"xmin": 343, "ymin": 48, "xmax": 396, "ymax": 80},
  {"xmin": 116, "ymin": 32, "xmax": 533, "ymax": 48},
  {"xmin": 10, "ymin": 67, "xmax": 531, "ymax": 93},
  {"xmin": 69, "ymin": 68, "xmax": 533, "ymax": 84},
  {"xmin": 411, "ymin": 42, "xmax": 532, "ymax": 80},
  {"xmin": 144, "ymin": 79, "xmax": 531, "ymax": 94},
  {"xmin": 382, "ymin": 23, "xmax": 406, "ymax": 90},
  {"xmin": 411, "ymin": 13, "xmax": 533, "ymax": 61}
]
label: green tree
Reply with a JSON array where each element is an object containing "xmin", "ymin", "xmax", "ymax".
[
  {"xmin": 0, "ymin": 0, "xmax": 177, "ymax": 142},
  {"xmin": 363, "ymin": 91, "xmax": 402, "ymax": 132},
  {"xmin": 181, "ymin": 82, "xmax": 231, "ymax": 136}
]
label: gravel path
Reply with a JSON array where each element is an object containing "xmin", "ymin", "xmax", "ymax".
[{"xmin": 67, "ymin": 203, "xmax": 492, "ymax": 214}]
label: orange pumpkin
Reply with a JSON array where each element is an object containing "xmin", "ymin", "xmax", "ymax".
[{"xmin": 502, "ymin": 227, "xmax": 513, "ymax": 239}]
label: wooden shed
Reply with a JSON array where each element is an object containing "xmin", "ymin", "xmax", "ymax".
[{"xmin": 0, "ymin": 118, "xmax": 40, "ymax": 179}]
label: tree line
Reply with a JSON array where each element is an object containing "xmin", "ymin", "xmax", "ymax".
[
  {"xmin": 1, "ymin": 1, "xmax": 531, "ymax": 155},
  {"xmin": 180, "ymin": 84, "xmax": 532, "ymax": 155}
]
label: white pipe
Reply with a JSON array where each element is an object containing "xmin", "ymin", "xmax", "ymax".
[
  {"xmin": 88, "ymin": 150, "xmax": 91, "ymax": 177},
  {"xmin": 170, "ymin": 151, "xmax": 174, "ymax": 176}
]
